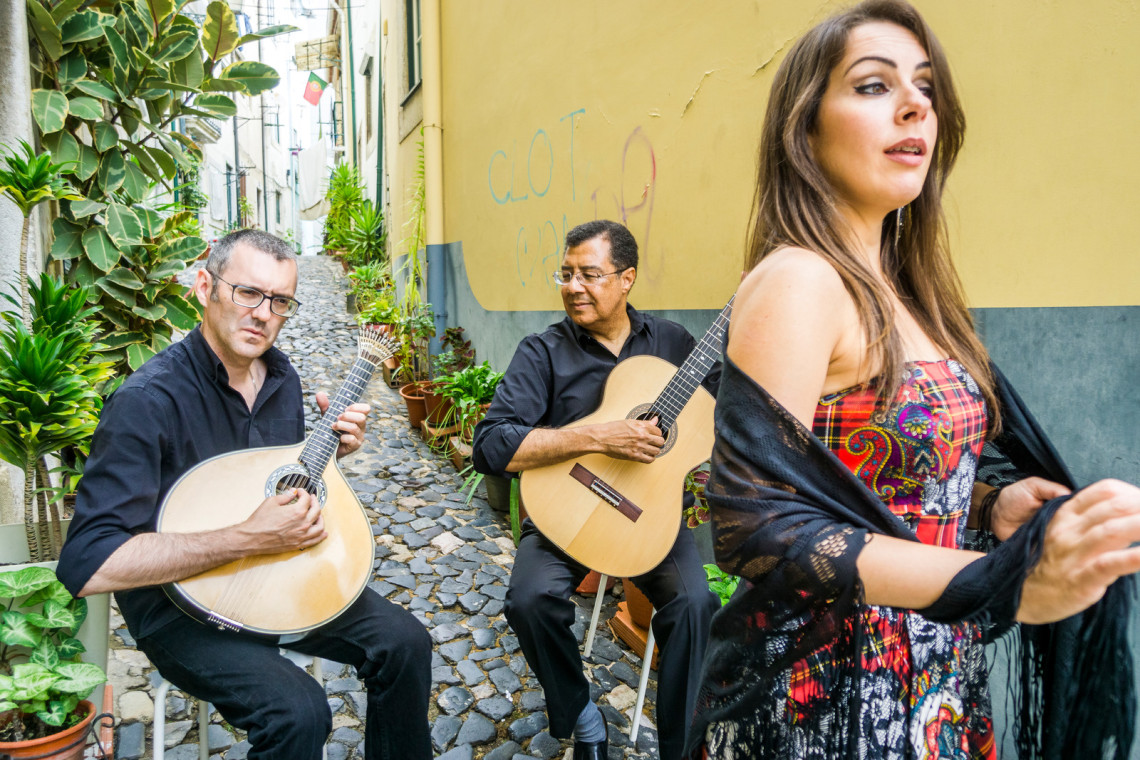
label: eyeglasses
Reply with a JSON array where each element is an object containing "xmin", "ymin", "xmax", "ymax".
[
  {"xmin": 209, "ymin": 270, "xmax": 301, "ymax": 317},
  {"xmin": 552, "ymin": 268, "xmax": 628, "ymax": 286}
]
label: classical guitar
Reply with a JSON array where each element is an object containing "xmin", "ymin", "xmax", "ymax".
[
  {"xmin": 520, "ymin": 298, "xmax": 733, "ymax": 578},
  {"xmin": 156, "ymin": 326, "xmax": 395, "ymax": 636}
]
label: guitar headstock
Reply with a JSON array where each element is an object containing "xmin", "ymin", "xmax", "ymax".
[{"xmin": 357, "ymin": 325, "xmax": 398, "ymax": 366}]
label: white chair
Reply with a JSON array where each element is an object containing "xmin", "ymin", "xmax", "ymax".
[
  {"xmin": 583, "ymin": 573, "xmax": 657, "ymax": 741},
  {"xmin": 153, "ymin": 649, "xmax": 325, "ymax": 760}
]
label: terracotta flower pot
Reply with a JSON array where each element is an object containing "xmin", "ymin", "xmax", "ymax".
[
  {"xmin": 0, "ymin": 700, "xmax": 97, "ymax": 760},
  {"xmin": 421, "ymin": 382, "xmax": 454, "ymax": 426},
  {"xmin": 399, "ymin": 383, "xmax": 428, "ymax": 429}
]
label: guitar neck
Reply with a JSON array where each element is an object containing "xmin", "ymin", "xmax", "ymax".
[
  {"xmin": 650, "ymin": 296, "xmax": 734, "ymax": 430},
  {"xmin": 299, "ymin": 355, "xmax": 378, "ymax": 474}
]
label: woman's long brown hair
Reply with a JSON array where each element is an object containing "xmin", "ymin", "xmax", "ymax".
[{"xmin": 748, "ymin": 0, "xmax": 1000, "ymax": 431}]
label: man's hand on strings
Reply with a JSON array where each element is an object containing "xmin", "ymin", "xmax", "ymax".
[
  {"xmin": 240, "ymin": 488, "xmax": 326, "ymax": 554},
  {"xmin": 593, "ymin": 416, "xmax": 665, "ymax": 463},
  {"xmin": 316, "ymin": 391, "xmax": 371, "ymax": 459}
]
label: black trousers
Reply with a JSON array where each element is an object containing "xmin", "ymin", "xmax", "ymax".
[
  {"xmin": 506, "ymin": 518, "xmax": 718, "ymax": 760},
  {"xmin": 137, "ymin": 590, "xmax": 432, "ymax": 760}
]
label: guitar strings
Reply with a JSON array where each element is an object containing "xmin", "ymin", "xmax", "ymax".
[{"xmin": 205, "ymin": 346, "xmax": 389, "ymax": 629}]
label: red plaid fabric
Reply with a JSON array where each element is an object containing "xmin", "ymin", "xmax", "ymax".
[
  {"xmin": 776, "ymin": 359, "xmax": 996, "ymax": 758},
  {"xmin": 815, "ymin": 360, "xmax": 988, "ymax": 549}
]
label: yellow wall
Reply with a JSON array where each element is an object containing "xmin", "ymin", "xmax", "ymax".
[{"xmin": 433, "ymin": 1, "xmax": 1139, "ymax": 311}]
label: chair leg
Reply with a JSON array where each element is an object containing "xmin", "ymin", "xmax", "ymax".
[
  {"xmin": 583, "ymin": 573, "xmax": 608, "ymax": 658},
  {"xmin": 630, "ymin": 609, "xmax": 657, "ymax": 742},
  {"xmin": 154, "ymin": 679, "xmax": 171, "ymax": 760},
  {"xmin": 198, "ymin": 699, "xmax": 210, "ymax": 760}
]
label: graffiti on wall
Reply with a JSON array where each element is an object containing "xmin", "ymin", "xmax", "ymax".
[{"xmin": 487, "ymin": 109, "xmax": 659, "ymax": 289}]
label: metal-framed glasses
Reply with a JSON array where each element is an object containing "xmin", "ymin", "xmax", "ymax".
[
  {"xmin": 552, "ymin": 268, "xmax": 628, "ymax": 286},
  {"xmin": 209, "ymin": 270, "xmax": 301, "ymax": 317}
]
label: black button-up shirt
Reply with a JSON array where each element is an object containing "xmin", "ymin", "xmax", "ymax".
[
  {"xmin": 57, "ymin": 327, "xmax": 304, "ymax": 639},
  {"xmin": 472, "ymin": 305, "xmax": 720, "ymax": 478}
]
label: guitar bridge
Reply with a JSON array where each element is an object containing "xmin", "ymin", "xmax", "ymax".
[{"xmin": 569, "ymin": 463, "xmax": 642, "ymax": 523}]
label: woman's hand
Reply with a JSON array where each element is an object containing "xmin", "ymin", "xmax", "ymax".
[
  {"xmin": 1016, "ymin": 479, "xmax": 1140, "ymax": 624},
  {"xmin": 989, "ymin": 477, "xmax": 1071, "ymax": 541}
]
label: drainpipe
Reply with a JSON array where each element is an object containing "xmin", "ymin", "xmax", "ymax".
[
  {"xmin": 232, "ymin": 114, "xmax": 241, "ymax": 224},
  {"xmin": 342, "ymin": 0, "xmax": 358, "ymax": 166},
  {"xmin": 422, "ymin": 0, "xmax": 446, "ymax": 354}
]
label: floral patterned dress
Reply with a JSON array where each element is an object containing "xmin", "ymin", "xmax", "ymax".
[{"xmin": 703, "ymin": 360, "xmax": 995, "ymax": 759}]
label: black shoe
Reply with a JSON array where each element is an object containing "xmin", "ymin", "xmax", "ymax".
[{"xmin": 572, "ymin": 714, "xmax": 609, "ymax": 760}]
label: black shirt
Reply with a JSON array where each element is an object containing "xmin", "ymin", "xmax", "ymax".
[
  {"xmin": 57, "ymin": 327, "xmax": 304, "ymax": 639},
  {"xmin": 472, "ymin": 305, "xmax": 720, "ymax": 478}
]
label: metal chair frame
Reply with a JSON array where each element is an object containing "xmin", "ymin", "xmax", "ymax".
[{"xmin": 583, "ymin": 573, "xmax": 657, "ymax": 741}]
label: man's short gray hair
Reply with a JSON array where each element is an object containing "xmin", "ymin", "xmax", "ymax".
[{"xmin": 206, "ymin": 229, "xmax": 297, "ymax": 276}]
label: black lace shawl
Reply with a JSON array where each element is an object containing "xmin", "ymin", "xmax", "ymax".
[{"xmin": 686, "ymin": 358, "xmax": 1136, "ymax": 759}]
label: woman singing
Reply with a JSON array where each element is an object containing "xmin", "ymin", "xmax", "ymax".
[{"xmin": 686, "ymin": 1, "xmax": 1140, "ymax": 758}]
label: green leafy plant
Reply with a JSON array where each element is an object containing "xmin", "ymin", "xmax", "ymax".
[
  {"xmin": 0, "ymin": 141, "xmax": 80, "ymax": 328},
  {"xmin": 394, "ymin": 302, "xmax": 436, "ymax": 383},
  {"xmin": 238, "ymin": 195, "xmax": 255, "ymax": 228},
  {"xmin": 431, "ymin": 326, "xmax": 475, "ymax": 376},
  {"xmin": 174, "ymin": 154, "xmax": 209, "ymax": 216},
  {"xmin": 347, "ymin": 263, "xmax": 389, "ymax": 303},
  {"xmin": 344, "ymin": 199, "xmax": 387, "ymax": 268},
  {"xmin": 437, "ymin": 361, "xmax": 504, "ymax": 438},
  {"xmin": 683, "ymin": 463, "xmax": 711, "ymax": 528},
  {"xmin": 355, "ymin": 296, "xmax": 400, "ymax": 328},
  {"xmin": 0, "ymin": 566, "xmax": 105, "ymax": 742},
  {"xmin": 24, "ymin": 0, "xmax": 295, "ymax": 376},
  {"xmin": 281, "ymin": 227, "xmax": 301, "ymax": 255},
  {"xmin": 703, "ymin": 564, "xmax": 739, "ymax": 606},
  {"xmin": 323, "ymin": 163, "xmax": 364, "ymax": 254},
  {"xmin": 0, "ymin": 276, "xmax": 113, "ymax": 560}
]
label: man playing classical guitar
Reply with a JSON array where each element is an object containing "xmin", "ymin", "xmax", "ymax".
[
  {"xmin": 473, "ymin": 220, "xmax": 720, "ymax": 760},
  {"xmin": 58, "ymin": 230, "xmax": 432, "ymax": 760}
]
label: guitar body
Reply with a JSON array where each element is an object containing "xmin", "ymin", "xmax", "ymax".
[
  {"xmin": 520, "ymin": 355, "xmax": 715, "ymax": 578},
  {"xmin": 156, "ymin": 442, "xmax": 375, "ymax": 636}
]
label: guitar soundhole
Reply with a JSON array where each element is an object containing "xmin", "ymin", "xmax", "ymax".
[
  {"xmin": 266, "ymin": 464, "xmax": 328, "ymax": 507},
  {"xmin": 628, "ymin": 404, "xmax": 677, "ymax": 456}
]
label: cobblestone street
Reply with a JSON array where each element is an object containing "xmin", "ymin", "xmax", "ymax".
[{"xmin": 108, "ymin": 255, "xmax": 660, "ymax": 760}]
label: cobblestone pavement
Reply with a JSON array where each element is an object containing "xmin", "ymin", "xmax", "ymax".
[{"xmin": 109, "ymin": 255, "xmax": 660, "ymax": 760}]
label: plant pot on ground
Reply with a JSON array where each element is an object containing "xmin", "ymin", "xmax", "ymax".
[
  {"xmin": 0, "ymin": 700, "xmax": 95, "ymax": 760},
  {"xmin": 0, "ymin": 567, "xmax": 107, "ymax": 753},
  {"xmin": 482, "ymin": 473, "xmax": 513, "ymax": 513},
  {"xmin": 399, "ymin": 382, "xmax": 428, "ymax": 429},
  {"xmin": 421, "ymin": 381, "xmax": 454, "ymax": 426}
]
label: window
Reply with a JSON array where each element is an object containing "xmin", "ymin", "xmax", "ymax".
[
  {"xmin": 405, "ymin": 0, "xmax": 422, "ymax": 92},
  {"xmin": 275, "ymin": 191, "xmax": 282, "ymax": 226}
]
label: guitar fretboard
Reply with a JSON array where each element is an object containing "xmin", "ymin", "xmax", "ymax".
[
  {"xmin": 298, "ymin": 356, "xmax": 378, "ymax": 476},
  {"xmin": 649, "ymin": 296, "xmax": 734, "ymax": 431}
]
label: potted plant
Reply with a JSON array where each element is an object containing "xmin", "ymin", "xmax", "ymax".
[
  {"xmin": 343, "ymin": 199, "xmax": 387, "ymax": 269},
  {"xmin": 0, "ymin": 141, "xmax": 80, "ymax": 331},
  {"xmin": 346, "ymin": 263, "xmax": 390, "ymax": 314},
  {"xmin": 0, "ymin": 276, "xmax": 113, "ymax": 562},
  {"xmin": 323, "ymin": 163, "xmax": 364, "ymax": 259},
  {"xmin": 0, "ymin": 566, "xmax": 106, "ymax": 757},
  {"xmin": 437, "ymin": 361, "xmax": 504, "ymax": 442},
  {"xmin": 394, "ymin": 304, "xmax": 436, "ymax": 428},
  {"xmin": 422, "ymin": 327, "xmax": 476, "ymax": 429},
  {"xmin": 437, "ymin": 362, "xmax": 507, "ymax": 509}
]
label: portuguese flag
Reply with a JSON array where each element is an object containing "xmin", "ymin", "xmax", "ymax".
[{"xmin": 303, "ymin": 72, "xmax": 327, "ymax": 105}]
